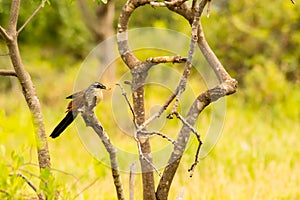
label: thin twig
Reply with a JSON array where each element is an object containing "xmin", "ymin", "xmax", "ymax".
[
  {"xmin": 17, "ymin": 173, "xmax": 38, "ymax": 192},
  {"xmin": 0, "ymin": 53, "xmax": 9, "ymax": 56},
  {"xmin": 129, "ymin": 162, "xmax": 136, "ymax": 200},
  {"xmin": 140, "ymin": 130, "xmax": 176, "ymax": 145},
  {"xmin": 171, "ymin": 3, "xmax": 201, "ymax": 113},
  {"xmin": 21, "ymin": 162, "xmax": 79, "ymax": 181},
  {"xmin": 174, "ymin": 112, "xmax": 201, "ymax": 138},
  {"xmin": 116, "ymin": 83, "xmax": 137, "ymax": 128},
  {"xmin": 134, "ymin": 134, "xmax": 162, "ymax": 177},
  {"xmin": 0, "ymin": 26, "xmax": 12, "ymax": 41},
  {"xmin": 72, "ymin": 178, "xmax": 99, "ymax": 200},
  {"xmin": 206, "ymin": 0, "xmax": 211, "ymax": 18},
  {"xmin": 188, "ymin": 139, "xmax": 202, "ymax": 177},
  {"xmin": 138, "ymin": 92, "xmax": 177, "ymax": 131},
  {"xmin": 0, "ymin": 69, "xmax": 17, "ymax": 77},
  {"xmin": 0, "ymin": 189, "xmax": 9, "ymax": 195},
  {"xmin": 17, "ymin": 173, "xmax": 44, "ymax": 200},
  {"xmin": 172, "ymin": 112, "xmax": 203, "ymax": 177},
  {"xmin": 117, "ymin": 83, "xmax": 162, "ymax": 176},
  {"xmin": 290, "ymin": 0, "xmax": 296, "ymax": 4},
  {"xmin": 17, "ymin": 0, "xmax": 47, "ymax": 34}
]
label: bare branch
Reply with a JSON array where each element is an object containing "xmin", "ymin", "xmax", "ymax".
[
  {"xmin": 188, "ymin": 139, "xmax": 202, "ymax": 177},
  {"xmin": 170, "ymin": 112, "xmax": 203, "ymax": 177},
  {"xmin": 150, "ymin": 1, "xmax": 167, "ymax": 7},
  {"xmin": 173, "ymin": 112, "xmax": 200, "ymax": 138},
  {"xmin": 146, "ymin": 55, "xmax": 187, "ymax": 64},
  {"xmin": 116, "ymin": 83, "xmax": 162, "ymax": 176},
  {"xmin": 0, "ymin": 26, "xmax": 12, "ymax": 41},
  {"xmin": 17, "ymin": 0, "xmax": 47, "ymax": 34},
  {"xmin": 0, "ymin": 53, "xmax": 9, "ymax": 56},
  {"xmin": 133, "ymin": 132, "xmax": 162, "ymax": 177},
  {"xmin": 171, "ymin": 2, "xmax": 201, "ymax": 113},
  {"xmin": 197, "ymin": 23, "xmax": 231, "ymax": 82},
  {"xmin": 5, "ymin": 0, "xmax": 51, "ymax": 171},
  {"xmin": 156, "ymin": 80, "xmax": 237, "ymax": 199},
  {"xmin": 116, "ymin": 83, "xmax": 137, "ymax": 127},
  {"xmin": 22, "ymin": 162, "xmax": 79, "ymax": 181},
  {"xmin": 17, "ymin": 173, "xmax": 44, "ymax": 200},
  {"xmin": 80, "ymin": 94, "xmax": 125, "ymax": 200},
  {"xmin": 165, "ymin": 0, "xmax": 189, "ymax": 7},
  {"xmin": 7, "ymin": 0, "xmax": 20, "ymax": 35},
  {"xmin": 290, "ymin": 0, "xmax": 296, "ymax": 4},
  {"xmin": 0, "ymin": 189, "xmax": 9, "ymax": 195},
  {"xmin": 206, "ymin": 0, "xmax": 211, "ymax": 18},
  {"xmin": 138, "ymin": 93, "xmax": 176, "ymax": 131},
  {"xmin": 0, "ymin": 69, "xmax": 17, "ymax": 77},
  {"xmin": 72, "ymin": 178, "xmax": 99, "ymax": 200},
  {"xmin": 129, "ymin": 162, "xmax": 136, "ymax": 200},
  {"xmin": 140, "ymin": 130, "xmax": 176, "ymax": 145}
]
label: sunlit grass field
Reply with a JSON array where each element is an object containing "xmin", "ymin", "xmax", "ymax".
[{"xmin": 1, "ymin": 52, "xmax": 300, "ymax": 199}]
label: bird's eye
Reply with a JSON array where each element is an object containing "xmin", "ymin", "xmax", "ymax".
[{"xmin": 96, "ymin": 84, "xmax": 101, "ymax": 88}]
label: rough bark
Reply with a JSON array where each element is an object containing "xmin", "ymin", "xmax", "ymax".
[
  {"xmin": 81, "ymin": 106, "xmax": 125, "ymax": 200},
  {"xmin": 0, "ymin": 0, "xmax": 51, "ymax": 170}
]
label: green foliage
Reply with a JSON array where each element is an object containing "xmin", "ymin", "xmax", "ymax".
[
  {"xmin": 243, "ymin": 62, "xmax": 288, "ymax": 106},
  {"xmin": 1, "ymin": 0, "xmax": 300, "ymax": 199},
  {"xmin": 242, "ymin": 61, "xmax": 300, "ymax": 121},
  {"xmin": 0, "ymin": 0, "xmax": 92, "ymax": 59},
  {"xmin": 0, "ymin": 148, "xmax": 27, "ymax": 199},
  {"xmin": 202, "ymin": 0, "xmax": 300, "ymax": 82},
  {"xmin": 39, "ymin": 168, "xmax": 59, "ymax": 199},
  {"xmin": 0, "ymin": 147, "xmax": 61, "ymax": 199}
]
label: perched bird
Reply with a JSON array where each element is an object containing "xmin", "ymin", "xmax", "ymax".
[{"xmin": 50, "ymin": 82, "xmax": 107, "ymax": 139}]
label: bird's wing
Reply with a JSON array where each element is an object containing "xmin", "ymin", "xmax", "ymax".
[{"xmin": 66, "ymin": 90, "xmax": 83, "ymax": 99}]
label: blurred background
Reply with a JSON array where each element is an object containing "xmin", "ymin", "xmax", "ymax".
[{"xmin": 0, "ymin": 0, "xmax": 299, "ymax": 199}]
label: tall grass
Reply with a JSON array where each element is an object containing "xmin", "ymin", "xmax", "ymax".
[{"xmin": 0, "ymin": 56, "xmax": 299, "ymax": 199}]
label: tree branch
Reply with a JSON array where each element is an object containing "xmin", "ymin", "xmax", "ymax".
[
  {"xmin": 72, "ymin": 178, "xmax": 99, "ymax": 200},
  {"xmin": 80, "ymin": 96, "xmax": 125, "ymax": 200},
  {"xmin": 0, "ymin": 69, "xmax": 17, "ymax": 77},
  {"xmin": 17, "ymin": 173, "xmax": 44, "ymax": 200},
  {"xmin": 5, "ymin": 0, "xmax": 51, "ymax": 171},
  {"xmin": 129, "ymin": 162, "xmax": 136, "ymax": 200},
  {"xmin": 146, "ymin": 55, "xmax": 187, "ymax": 64},
  {"xmin": 0, "ymin": 26, "xmax": 12, "ymax": 41},
  {"xmin": 118, "ymin": 1, "xmax": 158, "ymax": 199},
  {"xmin": 17, "ymin": 0, "xmax": 47, "ymax": 34},
  {"xmin": 156, "ymin": 80, "xmax": 237, "ymax": 199},
  {"xmin": 171, "ymin": 3, "xmax": 201, "ymax": 112},
  {"xmin": 117, "ymin": 83, "xmax": 162, "ymax": 176},
  {"xmin": 7, "ymin": 0, "xmax": 20, "ymax": 36},
  {"xmin": 197, "ymin": 23, "xmax": 231, "ymax": 82},
  {"xmin": 140, "ymin": 130, "xmax": 176, "ymax": 145},
  {"xmin": 0, "ymin": 53, "xmax": 10, "ymax": 56}
]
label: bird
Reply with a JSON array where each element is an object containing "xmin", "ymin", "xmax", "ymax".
[{"xmin": 50, "ymin": 82, "xmax": 108, "ymax": 139}]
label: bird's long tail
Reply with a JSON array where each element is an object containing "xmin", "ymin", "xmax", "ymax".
[{"xmin": 50, "ymin": 111, "xmax": 77, "ymax": 138}]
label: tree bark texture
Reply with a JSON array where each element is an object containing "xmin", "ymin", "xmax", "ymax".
[{"xmin": 1, "ymin": 0, "xmax": 51, "ymax": 170}]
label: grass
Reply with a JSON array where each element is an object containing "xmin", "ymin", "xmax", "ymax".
[{"xmin": 0, "ymin": 51, "xmax": 300, "ymax": 199}]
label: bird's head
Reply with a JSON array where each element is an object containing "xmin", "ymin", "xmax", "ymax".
[{"xmin": 92, "ymin": 82, "xmax": 108, "ymax": 90}]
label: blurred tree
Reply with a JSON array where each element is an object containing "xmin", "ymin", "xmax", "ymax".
[
  {"xmin": 1, "ymin": 0, "xmax": 299, "ymax": 82},
  {"xmin": 202, "ymin": 0, "xmax": 300, "ymax": 82}
]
